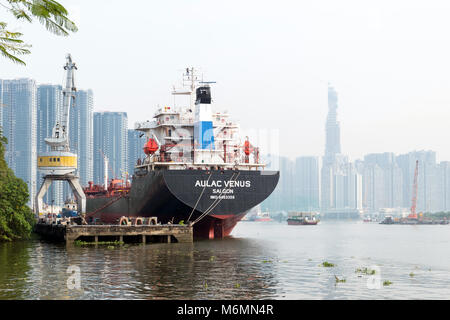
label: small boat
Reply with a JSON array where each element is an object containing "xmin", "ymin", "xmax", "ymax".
[
  {"xmin": 61, "ymin": 198, "xmax": 78, "ymax": 218},
  {"xmin": 379, "ymin": 216, "xmax": 395, "ymax": 224},
  {"xmin": 253, "ymin": 211, "xmax": 272, "ymax": 222},
  {"xmin": 287, "ymin": 212, "xmax": 319, "ymax": 225}
]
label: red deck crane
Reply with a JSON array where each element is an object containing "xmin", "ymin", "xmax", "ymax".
[{"xmin": 408, "ymin": 160, "xmax": 419, "ymax": 220}]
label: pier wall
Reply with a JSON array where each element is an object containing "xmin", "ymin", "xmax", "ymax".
[{"xmin": 34, "ymin": 224, "xmax": 193, "ymax": 244}]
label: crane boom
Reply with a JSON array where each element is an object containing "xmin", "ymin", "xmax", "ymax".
[{"xmin": 45, "ymin": 54, "xmax": 77, "ymax": 151}]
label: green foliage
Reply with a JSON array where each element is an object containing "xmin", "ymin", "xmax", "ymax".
[
  {"xmin": 383, "ymin": 280, "xmax": 393, "ymax": 286},
  {"xmin": 0, "ymin": 132, "xmax": 35, "ymax": 241},
  {"xmin": 355, "ymin": 267, "xmax": 376, "ymax": 275},
  {"xmin": 0, "ymin": 0, "xmax": 77, "ymax": 65},
  {"xmin": 321, "ymin": 261, "xmax": 335, "ymax": 267},
  {"xmin": 74, "ymin": 240, "xmax": 124, "ymax": 246}
]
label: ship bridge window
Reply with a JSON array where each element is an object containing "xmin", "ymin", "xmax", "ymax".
[
  {"xmin": 196, "ymin": 86, "xmax": 211, "ymax": 104},
  {"xmin": 50, "ymin": 158, "xmax": 52, "ymax": 162},
  {"xmin": 57, "ymin": 158, "xmax": 60, "ymax": 162}
]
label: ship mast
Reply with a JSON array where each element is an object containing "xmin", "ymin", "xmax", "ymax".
[{"xmin": 171, "ymin": 67, "xmax": 199, "ymax": 109}]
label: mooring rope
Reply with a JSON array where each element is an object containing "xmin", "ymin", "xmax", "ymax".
[
  {"xmin": 187, "ymin": 172, "xmax": 213, "ymax": 223},
  {"xmin": 192, "ymin": 172, "xmax": 237, "ymax": 225},
  {"xmin": 192, "ymin": 172, "xmax": 241, "ymax": 226}
]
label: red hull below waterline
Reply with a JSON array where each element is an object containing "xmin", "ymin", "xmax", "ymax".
[{"xmin": 195, "ymin": 213, "xmax": 247, "ymax": 239}]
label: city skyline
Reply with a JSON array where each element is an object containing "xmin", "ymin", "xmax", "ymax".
[
  {"xmin": 3, "ymin": 1, "xmax": 450, "ymax": 162},
  {"xmin": 1, "ymin": 75, "xmax": 450, "ymax": 213}
]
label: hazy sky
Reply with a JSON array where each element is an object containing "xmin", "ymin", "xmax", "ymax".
[{"xmin": 2, "ymin": 0, "xmax": 450, "ymax": 162}]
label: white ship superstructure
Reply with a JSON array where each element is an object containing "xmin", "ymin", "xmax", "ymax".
[{"xmin": 134, "ymin": 68, "xmax": 264, "ymax": 171}]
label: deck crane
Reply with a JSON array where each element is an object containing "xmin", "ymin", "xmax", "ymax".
[
  {"xmin": 408, "ymin": 160, "xmax": 419, "ymax": 220},
  {"xmin": 35, "ymin": 54, "xmax": 86, "ymax": 217}
]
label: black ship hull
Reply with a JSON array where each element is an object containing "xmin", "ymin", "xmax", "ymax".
[{"xmin": 86, "ymin": 169, "xmax": 279, "ymax": 238}]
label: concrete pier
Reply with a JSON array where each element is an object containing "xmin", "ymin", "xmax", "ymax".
[{"xmin": 34, "ymin": 223, "xmax": 193, "ymax": 244}]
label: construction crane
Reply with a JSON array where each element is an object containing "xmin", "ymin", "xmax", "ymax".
[
  {"xmin": 35, "ymin": 54, "xmax": 86, "ymax": 217},
  {"xmin": 408, "ymin": 160, "xmax": 419, "ymax": 220}
]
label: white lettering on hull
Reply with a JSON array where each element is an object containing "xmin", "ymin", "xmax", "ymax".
[{"xmin": 194, "ymin": 180, "xmax": 251, "ymax": 188}]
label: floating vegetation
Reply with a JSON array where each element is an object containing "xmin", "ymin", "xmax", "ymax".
[
  {"xmin": 107, "ymin": 246, "xmax": 115, "ymax": 250},
  {"xmin": 335, "ymin": 275, "xmax": 346, "ymax": 283},
  {"xmin": 308, "ymin": 258, "xmax": 312, "ymax": 261},
  {"xmin": 204, "ymin": 280, "xmax": 208, "ymax": 289},
  {"xmin": 74, "ymin": 240, "xmax": 124, "ymax": 246},
  {"xmin": 321, "ymin": 261, "xmax": 335, "ymax": 267},
  {"xmin": 262, "ymin": 260, "xmax": 273, "ymax": 264},
  {"xmin": 409, "ymin": 272, "xmax": 415, "ymax": 277},
  {"xmin": 383, "ymin": 280, "xmax": 393, "ymax": 286},
  {"xmin": 235, "ymin": 283, "xmax": 241, "ymax": 288},
  {"xmin": 355, "ymin": 267, "xmax": 376, "ymax": 275},
  {"xmin": 209, "ymin": 256, "xmax": 215, "ymax": 262}
]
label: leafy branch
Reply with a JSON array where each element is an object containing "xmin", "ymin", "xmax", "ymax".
[{"xmin": 0, "ymin": 0, "xmax": 77, "ymax": 65}]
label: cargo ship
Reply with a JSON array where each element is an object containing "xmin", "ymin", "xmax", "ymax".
[{"xmin": 83, "ymin": 68, "xmax": 279, "ymax": 238}]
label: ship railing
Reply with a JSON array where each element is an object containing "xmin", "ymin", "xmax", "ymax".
[
  {"xmin": 156, "ymin": 119, "xmax": 194, "ymax": 126},
  {"xmin": 140, "ymin": 154, "xmax": 265, "ymax": 167}
]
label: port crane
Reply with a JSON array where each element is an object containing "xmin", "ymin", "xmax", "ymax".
[{"xmin": 35, "ymin": 54, "xmax": 86, "ymax": 217}]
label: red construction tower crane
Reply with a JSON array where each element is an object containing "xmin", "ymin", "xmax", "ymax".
[{"xmin": 408, "ymin": 160, "xmax": 419, "ymax": 220}]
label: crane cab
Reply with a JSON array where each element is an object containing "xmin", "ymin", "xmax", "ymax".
[{"xmin": 38, "ymin": 151, "xmax": 77, "ymax": 175}]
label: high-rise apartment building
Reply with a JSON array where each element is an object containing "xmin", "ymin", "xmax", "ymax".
[
  {"xmin": 362, "ymin": 152, "xmax": 403, "ymax": 212},
  {"xmin": 294, "ymin": 156, "xmax": 320, "ymax": 211},
  {"xmin": 127, "ymin": 129, "xmax": 146, "ymax": 176},
  {"xmin": 396, "ymin": 150, "xmax": 439, "ymax": 213},
  {"xmin": 439, "ymin": 162, "xmax": 450, "ymax": 212},
  {"xmin": 93, "ymin": 112, "xmax": 128, "ymax": 185},
  {"xmin": 37, "ymin": 84, "xmax": 64, "ymax": 205},
  {"xmin": 0, "ymin": 79, "xmax": 37, "ymax": 208}
]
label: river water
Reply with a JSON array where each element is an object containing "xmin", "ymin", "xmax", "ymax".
[{"xmin": 1, "ymin": 220, "xmax": 450, "ymax": 300}]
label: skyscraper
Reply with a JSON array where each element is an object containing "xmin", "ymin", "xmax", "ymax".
[
  {"xmin": 69, "ymin": 90, "xmax": 94, "ymax": 186},
  {"xmin": 362, "ymin": 152, "xmax": 403, "ymax": 212},
  {"xmin": 60, "ymin": 89, "xmax": 95, "ymax": 200},
  {"xmin": 294, "ymin": 156, "xmax": 320, "ymax": 211},
  {"xmin": 0, "ymin": 79, "xmax": 37, "ymax": 208},
  {"xmin": 439, "ymin": 162, "xmax": 450, "ymax": 212},
  {"xmin": 261, "ymin": 155, "xmax": 294, "ymax": 212},
  {"xmin": 320, "ymin": 85, "xmax": 362, "ymax": 217},
  {"xmin": 37, "ymin": 84, "xmax": 64, "ymax": 205},
  {"xmin": 127, "ymin": 129, "xmax": 146, "ymax": 176},
  {"xmin": 321, "ymin": 85, "xmax": 342, "ymax": 211},
  {"xmin": 396, "ymin": 150, "xmax": 439, "ymax": 213},
  {"xmin": 325, "ymin": 85, "xmax": 341, "ymax": 161},
  {"xmin": 93, "ymin": 112, "xmax": 128, "ymax": 185}
]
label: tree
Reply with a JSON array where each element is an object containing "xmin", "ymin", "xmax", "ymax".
[
  {"xmin": 0, "ymin": 131, "xmax": 35, "ymax": 241},
  {"xmin": 0, "ymin": 0, "xmax": 77, "ymax": 65}
]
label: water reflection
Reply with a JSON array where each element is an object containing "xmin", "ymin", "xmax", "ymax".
[
  {"xmin": 0, "ymin": 241, "xmax": 31, "ymax": 299},
  {"xmin": 1, "ymin": 221, "xmax": 450, "ymax": 299}
]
